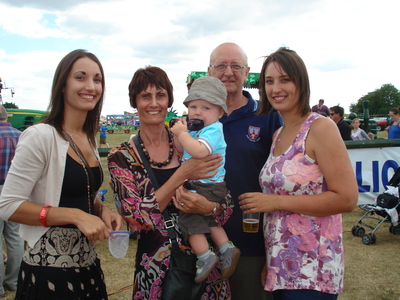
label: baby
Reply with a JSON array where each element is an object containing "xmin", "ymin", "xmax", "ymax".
[{"xmin": 171, "ymin": 76, "xmax": 240, "ymax": 283}]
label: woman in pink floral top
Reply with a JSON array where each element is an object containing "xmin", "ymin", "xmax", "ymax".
[
  {"xmin": 239, "ymin": 48, "xmax": 358, "ymax": 300},
  {"xmin": 108, "ymin": 66, "xmax": 232, "ymax": 300}
]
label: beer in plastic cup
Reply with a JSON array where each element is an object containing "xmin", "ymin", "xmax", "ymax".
[{"xmin": 242, "ymin": 211, "xmax": 260, "ymax": 233}]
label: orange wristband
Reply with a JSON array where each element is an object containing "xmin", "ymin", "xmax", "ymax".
[{"xmin": 39, "ymin": 205, "xmax": 52, "ymax": 227}]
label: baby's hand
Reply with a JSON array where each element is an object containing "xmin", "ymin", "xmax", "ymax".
[{"xmin": 171, "ymin": 119, "xmax": 187, "ymax": 136}]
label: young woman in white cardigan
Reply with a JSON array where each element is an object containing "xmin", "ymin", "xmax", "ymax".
[{"xmin": 0, "ymin": 49, "xmax": 123, "ymax": 299}]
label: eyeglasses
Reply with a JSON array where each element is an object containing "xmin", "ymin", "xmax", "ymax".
[
  {"xmin": 330, "ymin": 113, "xmax": 336, "ymax": 116},
  {"xmin": 210, "ymin": 63, "xmax": 247, "ymax": 72}
]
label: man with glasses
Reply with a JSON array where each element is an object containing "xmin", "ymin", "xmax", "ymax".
[
  {"xmin": 329, "ymin": 105, "xmax": 352, "ymax": 140},
  {"xmin": 208, "ymin": 43, "xmax": 281, "ymax": 300}
]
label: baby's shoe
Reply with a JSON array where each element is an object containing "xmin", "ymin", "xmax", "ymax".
[
  {"xmin": 194, "ymin": 252, "xmax": 219, "ymax": 283},
  {"xmin": 220, "ymin": 243, "xmax": 241, "ymax": 279}
]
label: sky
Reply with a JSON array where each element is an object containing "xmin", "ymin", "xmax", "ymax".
[{"xmin": 0, "ymin": 0, "xmax": 399, "ymax": 117}]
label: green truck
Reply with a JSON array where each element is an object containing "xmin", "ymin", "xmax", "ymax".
[{"xmin": 6, "ymin": 109, "xmax": 46, "ymax": 131}]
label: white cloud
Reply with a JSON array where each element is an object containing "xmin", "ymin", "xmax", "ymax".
[{"xmin": 0, "ymin": 0, "xmax": 399, "ymax": 115}]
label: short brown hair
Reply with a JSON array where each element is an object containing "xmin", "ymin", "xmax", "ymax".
[
  {"xmin": 128, "ymin": 66, "xmax": 174, "ymax": 108},
  {"xmin": 258, "ymin": 47, "xmax": 310, "ymax": 116},
  {"xmin": 330, "ymin": 105, "xmax": 344, "ymax": 117}
]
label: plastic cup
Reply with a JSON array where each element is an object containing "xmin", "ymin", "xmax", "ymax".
[
  {"xmin": 242, "ymin": 211, "xmax": 260, "ymax": 233},
  {"xmin": 108, "ymin": 230, "xmax": 130, "ymax": 258}
]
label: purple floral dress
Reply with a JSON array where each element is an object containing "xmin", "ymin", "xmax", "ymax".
[
  {"xmin": 259, "ymin": 113, "xmax": 344, "ymax": 294},
  {"xmin": 108, "ymin": 141, "xmax": 233, "ymax": 300}
]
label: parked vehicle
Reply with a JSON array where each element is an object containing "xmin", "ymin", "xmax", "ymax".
[
  {"xmin": 373, "ymin": 117, "xmax": 390, "ymax": 131},
  {"xmin": 106, "ymin": 124, "xmax": 137, "ymax": 134},
  {"xmin": 6, "ymin": 109, "xmax": 46, "ymax": 131}
]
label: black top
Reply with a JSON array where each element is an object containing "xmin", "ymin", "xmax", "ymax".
[
  {"xmin": 152, "ymin": 167, "xmax": 179, "ymax": 188},
  {"xmin": 337, "ymin": 118, "xmax": 352, "ymax": 141},
  {"xmin": 59, "ymin": 154, "xmax": 101, "ymax": 214}
]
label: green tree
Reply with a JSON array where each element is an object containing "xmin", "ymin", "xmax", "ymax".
[
  {"xmin": 350, "ymin": 84, "xmax": 400, "ymax": 115},
  {"xmin": 3, "ymin": 102, "xmax": 19, "ymax": 109}
]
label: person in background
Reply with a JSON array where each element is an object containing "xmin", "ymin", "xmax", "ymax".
[
  {"xmin": 239, "ymin": 47, "xmax": 358, "ymax": 300},
  {"xmin": 0, "ymin": 78, "xmax": 3, "ymax": 103},
  {"xmin": 0, "ymin": 49, "xmax": 123, "ymax": 299},
  {"xmin": 186, "ymin": 78, "xmax": 195, "ymax": 92},
  {"xmin": 350, "ymin": 118, "xmax": 371, "ymax": 140},
  {"xmin": 386, "ymin": 108, "xmax": 400, "ymax": 139},
  {"xmin": 367, "ymin": 132, "xmax": 375, "ymax": 140},
  {"xmin": 108, "ymin": 66, "xmax": 232, "ymax": 299},
  {"xmin": 329, "ymin": 105, "xmax": 352, "ymax": 140},
  {"xmin": 171, "ymin": 76, "xmax": 240, "ymax": 283},
  {"xmin": 208, "ymin": 42, "xmax": 282, "ymax": 300},
  {"xmin": 0, "ymin": 105, "xmax": 24, "ymax": 298},
  {"xmin": 312, "ymin": 99, "xmax": 330, "ymax": 116},
  {"xmin": 98, "ymin": 122, "xmax": 110, "ymax": 148}
]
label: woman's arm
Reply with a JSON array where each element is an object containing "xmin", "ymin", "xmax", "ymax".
[
  {"xmin": 0, "ymin": 126, "xmax": 49, "ymax": 220},
  {"xmin": 173, "ymin": 186, "xmax": 234, "ymax": 226},
  {"xmin": 240, "ymin": 117, "xmax": 358, "ymax": 217},
  {"xmin": 0, "ymin": 126, "xmax": 115, "ymax": 242},
  {"xmin": 94, "ymin": 197, "xmax": 124, "ymax": 231},
  {"xmin": 155, "ymin": 154, "xmax": 222, "ymax": 211},
  {"xmin": 9, "ymin": 201, "xmax": 112, "ymax": 242},
  {"xmin": 108, "ymin": 146, "xmax": 223, "ymax": 229}
]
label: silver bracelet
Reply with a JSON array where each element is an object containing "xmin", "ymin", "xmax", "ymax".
[{"xmin": 205, "ymin": 202, "xmax": 217, "ymax": 216}]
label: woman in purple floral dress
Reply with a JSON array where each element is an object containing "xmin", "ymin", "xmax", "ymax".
[
  {"xmin": 108, "ymin": 66, "xmax": 232, "ymax": 300},
  {"xmin": 239, "ymin": 48, "xmax": 358, "ymax": 300}
]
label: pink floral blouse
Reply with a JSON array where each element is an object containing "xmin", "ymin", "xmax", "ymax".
[{"xmin": 259, "ymin": 113, "xmax": 344, "ymax": 294}]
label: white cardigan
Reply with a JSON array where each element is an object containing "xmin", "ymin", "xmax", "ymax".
[{"xmin": 0, "ymin": 123, "xmax": 99, "ymax": 247}]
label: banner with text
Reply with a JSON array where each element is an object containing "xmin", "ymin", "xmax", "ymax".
[{"xmin": 348, "ymin": 147, "xmax": 399, "ymax": 205}]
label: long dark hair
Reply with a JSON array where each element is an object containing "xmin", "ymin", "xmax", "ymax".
[
  {"xmin": 41, "ymin": 49, "xmax": 105, "ymax": 145},
  {"xmin": 258, "ymin": 47, "xmax": 310, "ymax": 116},
  {"xmin": 128, "ymin": 66, "xmax": 174, "ymax": 108}
]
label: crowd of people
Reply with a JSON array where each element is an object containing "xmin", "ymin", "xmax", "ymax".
[{"xmin": 0, "ymin": 41, "xmax": 398, "ymax": 300}]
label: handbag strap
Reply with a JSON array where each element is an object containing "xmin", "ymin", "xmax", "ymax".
[
  {"xmin": 62, "ymin": 131, "xmax": 97, "ymax": 204},
  {"xmin": 132, "ymin": 135, "xmax": 178, "ymax": 242}
]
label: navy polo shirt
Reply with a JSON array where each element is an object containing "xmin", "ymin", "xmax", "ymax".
[{"xmin": 220, "ymin": 91, "xmax": 282, "ymax": 257}]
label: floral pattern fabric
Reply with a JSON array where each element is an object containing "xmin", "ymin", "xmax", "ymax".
[
  {"xmin": 259, "ymin": 113, "xmax": 344, "ymax": 294},
  {"xmin": 108, "ymin": 141, "xmax": 233, "ymax": 300}
]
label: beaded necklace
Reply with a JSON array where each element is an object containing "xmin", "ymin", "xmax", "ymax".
[
  {"xmin": 63, "ymin": 130, "xmax": 103, "ymax": 214},
  {"xmin": 137, "ymin": 127, "xmax": 174, "ymax": 168}
]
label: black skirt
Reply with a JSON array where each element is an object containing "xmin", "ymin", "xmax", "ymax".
[{"xmin": 15, "ymin": 227, "xmax": 108, "ymax": 300}]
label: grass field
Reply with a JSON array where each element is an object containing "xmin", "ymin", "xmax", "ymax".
[{"xmin": 3, "ymin": 129, "xmax": 400, "ymax": 299}]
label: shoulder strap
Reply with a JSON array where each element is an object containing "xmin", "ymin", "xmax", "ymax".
[
  {"xmin": 132, "ymin": 135, "xmax": 177, "ymax": 242},
  {"xmin": 132, "ymin": 135, "xmax": 160, "ymax": 190}
]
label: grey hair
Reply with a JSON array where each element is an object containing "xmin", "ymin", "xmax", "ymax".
[{"xmin": 0, "ymin": 105, "xmax": 8, "ymax": 121}]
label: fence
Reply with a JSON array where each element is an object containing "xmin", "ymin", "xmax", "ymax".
[{"xmin": 99, "ymin": 139, "xmax": 400, "ymax": 205}]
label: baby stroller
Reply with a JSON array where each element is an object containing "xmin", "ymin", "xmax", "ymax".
[{"xmin": 351, "ymin": 167, "xmax": 400, "ymax": 245}]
